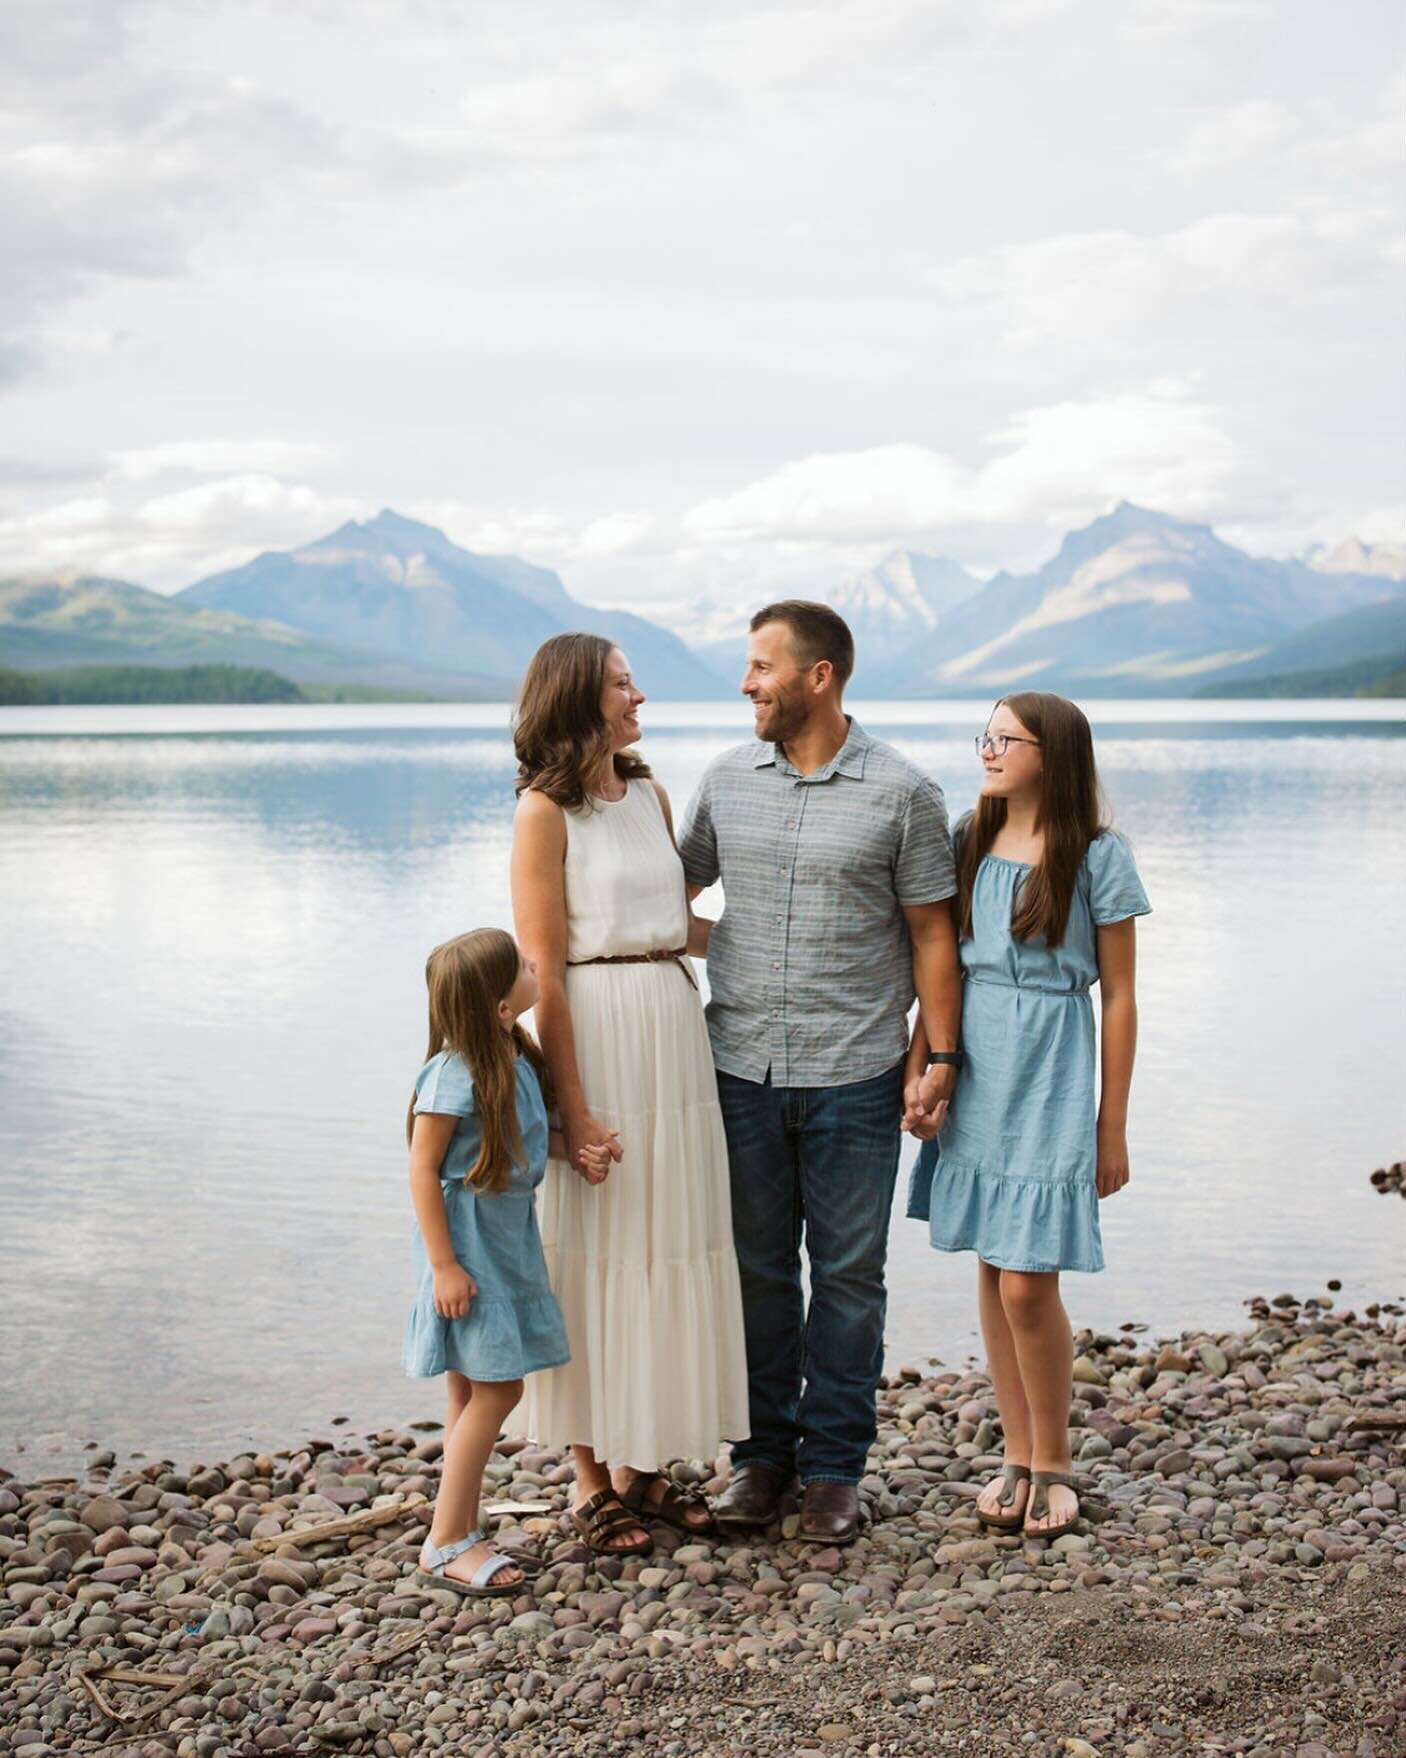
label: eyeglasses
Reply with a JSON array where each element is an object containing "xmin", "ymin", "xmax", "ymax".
[{"xmin": 975, "ymin": 733, "xmax": 1040, "ymax": 757}]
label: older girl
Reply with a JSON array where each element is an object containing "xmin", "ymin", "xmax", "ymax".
[{"xmin": 906, "ymin": 692, "xmax": 1149, "ymax": 1540}]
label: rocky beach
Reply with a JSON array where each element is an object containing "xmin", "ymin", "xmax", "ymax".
[{"xmin": 3, "ymin": 1292, "xmax": 1404, "ymax": 1758}]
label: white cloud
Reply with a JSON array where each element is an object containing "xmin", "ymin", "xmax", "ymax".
[
  {"xmin": 1170, "ymin": 101, "xmax": 1299, "ymax": 176},
  {"xmin": 455, "ymin": 55, "xmax": 727, "ymax": 157},
  {"xmin": 411, "ymin": 502, "xmax": 572, "ymax": 565},
  {"xmin": 1169, "ymin": 75, "xmax": 1406, "ymax": 189},
  {"xmin": 139, "ymin": 474, "xmax": 345, "ymax": 536},
  {"xmin": 681, "ymin": 386, "xmax": 1250, "ymax": 547},
  {"xmin": 1124, "ymin": 0, "xmax": 1271, "ymax": 48},
  {"xmin": 577, "ymin": 513, "xmax": 656, "ymax": 556},
  {"xmin": 972, "ymin": 387, "xmax": 1246, "ymax": 528},
  {"xmin": 0, "ymin": 5, "xmax": 339, "ymax": 379},
  {"xmin": 110, "ymin": 440, "xmax": 338, "ymax": 482},
  {"xmin": 931, "ymin": 210, "xmax": 1402, "ymax": 347},
  {"xmin": 0, "ymin": 474, "xmax": 358, "ymax": 586},
  {"xmin": 685, "ymin": 445, "xmax": 968, "ymax": 545}
]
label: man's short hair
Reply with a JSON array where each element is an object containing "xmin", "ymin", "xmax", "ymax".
[{"xmin": 750, "ymin": 600, "xmax": 855, "ymax": 690}]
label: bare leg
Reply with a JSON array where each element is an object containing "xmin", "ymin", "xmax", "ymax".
[
  {"xmin": 572, "ymin": 1444, "xmax": 650, "ymax": 1553},
  {"xmin": 443, "ymin": 1369, "xmax": 471, "ymax": 1446},
  {"xmin": 998, "ymin": 1269, "xmax": 1076, "ymax": 1532},
  {"xmin": 975, "ymin": 1257, "xmax": 1032, "ymax": 1521},
  {"xmin": 429, "ymin": 1377, "xmax": 525, "ymax": 1586}
]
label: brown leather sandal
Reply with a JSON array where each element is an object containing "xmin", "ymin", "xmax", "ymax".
[
  {"xmin": 569, "ymin": 1489, "xmax": 654, "ymax": 1556},
  {"xmin": 975, "ymin": 1463, "xmax": 1030, "ymax": 1531},
  {"xmin": 1022, "ymin": 1471, "xmax": 1081, "ymax": 1540},
  {"xmin": 618, "ymin": 1472, "xmax": 717, "ymax": 1538}
]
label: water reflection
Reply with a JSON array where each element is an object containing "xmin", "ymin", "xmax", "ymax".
[{"xmin": 0, "ymin": 713, "xmax": 1402, "ymax": 1469}]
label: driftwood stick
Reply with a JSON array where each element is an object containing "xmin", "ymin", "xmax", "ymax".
[
  {"xmin": 75, "ymin": 1665, "xmax": 189, "ymax": 1726},
  {"xmin": 1347, "ymin": 1413, "xmax": 1406, "ymax": 1433},
  {"xmin": 252, "ymin": 1494, "xmax": 426, "ymax": 1552},
  {"xmin": 75, "ymin": 1671, "xmax": 124, "ymax": 1722},
  {"xmin": 96, "ymin": 1668, "xmax": 189, "ymax": 1688}
]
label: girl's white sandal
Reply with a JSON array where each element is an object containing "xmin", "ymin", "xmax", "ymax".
[{"xmin": 415, "ymin": 1529, "xmax": 521, "ymax": 1598}]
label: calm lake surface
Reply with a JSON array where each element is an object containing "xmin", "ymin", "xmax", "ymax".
[{"xmin": 1, "ymin": 699, "xmax": 1403, "ymax": 1472}]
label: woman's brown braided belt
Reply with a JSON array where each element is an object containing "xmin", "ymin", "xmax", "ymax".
[{"xmin": 567, "ymin": 948, "xmax": 698, "ymax": 991}]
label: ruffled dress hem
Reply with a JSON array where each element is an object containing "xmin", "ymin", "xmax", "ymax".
[
  {"xmin": 908, "ymin": 1143, "xmax": 1104, "ymax": 1275},
  {"xmin": 401, "ymin": 1294, "xmax": 571, "ymax": 1383}
]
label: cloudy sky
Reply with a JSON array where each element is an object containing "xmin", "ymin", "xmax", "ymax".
[{"xmin": 1, "ymin": 0, "xmax": 1402, "ymax": 613}]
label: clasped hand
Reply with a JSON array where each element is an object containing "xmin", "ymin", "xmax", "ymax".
[
  {"xmin": 568, "ymin": 1112, "xmax": 623, "ymax": 1185},
  {"xmin": 901, "ymin": 1063, "xmax": 956, "ymax": 1141}
]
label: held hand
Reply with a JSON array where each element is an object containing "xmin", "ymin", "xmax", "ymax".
[
  {"xmin": 1096, "ymin": 1124, "xmax": 1130, "ymax": 1198},
  {"xmin": 902, "ymin": 1063, "xmax": 954, "ymax": 1137},
  {"xmin": 432, "ymin": 1263, "xmax": 476, "ymax": 1319},
  {"xmin": 567, "ymin": 1112, "xmax": 624, "ymax": 1185},
  {"xmin": 901, "ymin": 1074, "xmax": 941, "ymax": 1139},
  {"xmin": 917, "ymin": 1062, "xmax": 956, "ymax": 1114},
  {"xmin": 576, "ymin": 1131, "xmax": 621, "ymax": 1184}
]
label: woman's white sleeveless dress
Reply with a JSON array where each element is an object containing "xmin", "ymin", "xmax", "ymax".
[{"xmin": 512, "ymin": 779, "xmax": 750, "ymax": 1468}]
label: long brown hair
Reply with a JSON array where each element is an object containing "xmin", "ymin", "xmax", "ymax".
[
  {"xmin": 958, "ymin": 692, "xmax": 1108, "ymax": 948},
  {"xmin": 513, "ymin": 632, "xmax": 652, "ymax": 809},
  {"xmin": 407, "ymin": 928, "xmax": 552, "ymax": 1192}
]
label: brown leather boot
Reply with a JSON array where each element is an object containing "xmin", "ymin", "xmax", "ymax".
[
  {"xmin": 713, "ymin": 1463, "xmax": 792, "ymax": 1528},
  {"xmin": 798, "ymin": 1481, "xmax": 861, "ymax": 1544}
]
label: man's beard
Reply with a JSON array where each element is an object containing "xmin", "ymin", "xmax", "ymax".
[{"xmin": 759, "ymin": 686, "xmax": 809, "ymax": 746}]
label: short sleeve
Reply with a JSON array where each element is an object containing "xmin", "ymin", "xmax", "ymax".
[
  {"xmin": 894, "ymin": 776, "xmax": 957, "ymax": 906},
  {"xmin": 677, "ymin": 768, "xmax": 719, "ymax": 890},
  {"xmin": 1086, "ymin": 832, "xmax": 1151, "ymax": 926},
  {"xmin": 413, "ymin": 1051, "xmax": 476, "ymax": 1117}
]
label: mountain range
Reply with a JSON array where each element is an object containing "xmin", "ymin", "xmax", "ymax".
[
  {"xmin": 1, "ymin": 504, "xmax": 1401, "ymax": 699},
  {"xmin": 180, "ymin": 511, "xmax": 719, "ymax": 697}
]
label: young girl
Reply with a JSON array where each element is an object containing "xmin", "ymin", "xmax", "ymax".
[
  {"xmin": 402, "ymin": 928, "xmax": 614, "ymax": 1595},
  {"xmin": 905, "ymin": 693, "xmax": 1149, "ymax": 1541}
]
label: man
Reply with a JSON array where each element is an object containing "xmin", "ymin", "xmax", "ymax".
[{"xmin": 679, "ymin": 601, "xmax": 961, "ymax": 1544}]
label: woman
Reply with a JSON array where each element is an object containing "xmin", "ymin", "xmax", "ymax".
[{"xmin": 508, "ymin": 633, "xmax": 750, "ymax": 1554}]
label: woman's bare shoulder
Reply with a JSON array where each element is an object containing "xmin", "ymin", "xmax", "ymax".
[{"xmin": 514, "ymin": 787, "xmax": 567, "ymax": 840}]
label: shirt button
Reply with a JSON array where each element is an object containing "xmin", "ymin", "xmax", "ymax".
[
  {"xmin": 779, "ymin": 866, "xmax": 788, "ymax": 875},
  {"xmin": 772, "ymin": 962, "xmax": 780, "ymax": 970}
]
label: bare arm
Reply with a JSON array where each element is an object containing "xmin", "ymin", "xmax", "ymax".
[
  {"xmin": 1095, "ymin": 917, "xmax": 1138, "ymax": 1197},
  {"xmin": 651, "ymin": 778, "xmax": 714, "ymax": 959},
  {"xmin": 901, "ymin": 898, "xmax": 962, "ymax": 1133},
  {"xmin": 511, "ymin": 790, "xmax": 620, "ymax": 1181},
  {"xmin": 408, "ymin": 1112, "xmax": 476, "ymax": 1317}
]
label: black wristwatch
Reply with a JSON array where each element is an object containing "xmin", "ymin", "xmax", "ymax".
[{"xmin": 926, "ymin": 1051, "xmax": 964, "ymax": 1068}]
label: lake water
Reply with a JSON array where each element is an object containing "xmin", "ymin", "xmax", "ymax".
[{"xmin": 1, "ymin": 699, "xmax": 1403, "ymax": 1473}]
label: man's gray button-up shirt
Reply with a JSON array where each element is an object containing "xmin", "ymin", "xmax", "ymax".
[{"xmin": 677, "ymin": 718, "xmax": 956, "ymax": 1088}]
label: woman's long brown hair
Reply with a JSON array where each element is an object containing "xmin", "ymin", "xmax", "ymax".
[
  {"xmin": 407, "ymin": 928, "xmax": 552, "ymax": 1192},
  {"xmin": 513, "ymin": 632, "xmax": 651, "ymax": 809},
  {"xmin": 958, "ymin": 692, "xmax": 1108, "ymax": 948}
]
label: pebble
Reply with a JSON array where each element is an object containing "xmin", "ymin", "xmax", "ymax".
[{"xmin": 0, "ymin": 1299, "xmax": 1401, "ymax": 1755}]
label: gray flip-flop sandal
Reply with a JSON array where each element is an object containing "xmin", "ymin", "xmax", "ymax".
[
  {"xmin": 975, "ymin": 1463, "xmax": 1031, "ymax": 1531},
  {"xmin": 415, "ymin": 1528, "xmax": 522, "ymax": 1598},
  {"xmin": 1023, "ymin": 1471, "xmax": 1081, "ymax": 1540}
]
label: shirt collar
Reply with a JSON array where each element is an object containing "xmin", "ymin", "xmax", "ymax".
[{"xmin": 752, "ymin": 716, "xmax": 872, "ymax": 782}]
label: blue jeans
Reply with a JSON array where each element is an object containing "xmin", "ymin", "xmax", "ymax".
[{"xmin": 715, "ymin": 1061, "xmax": 904, "ymax": 1485}]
